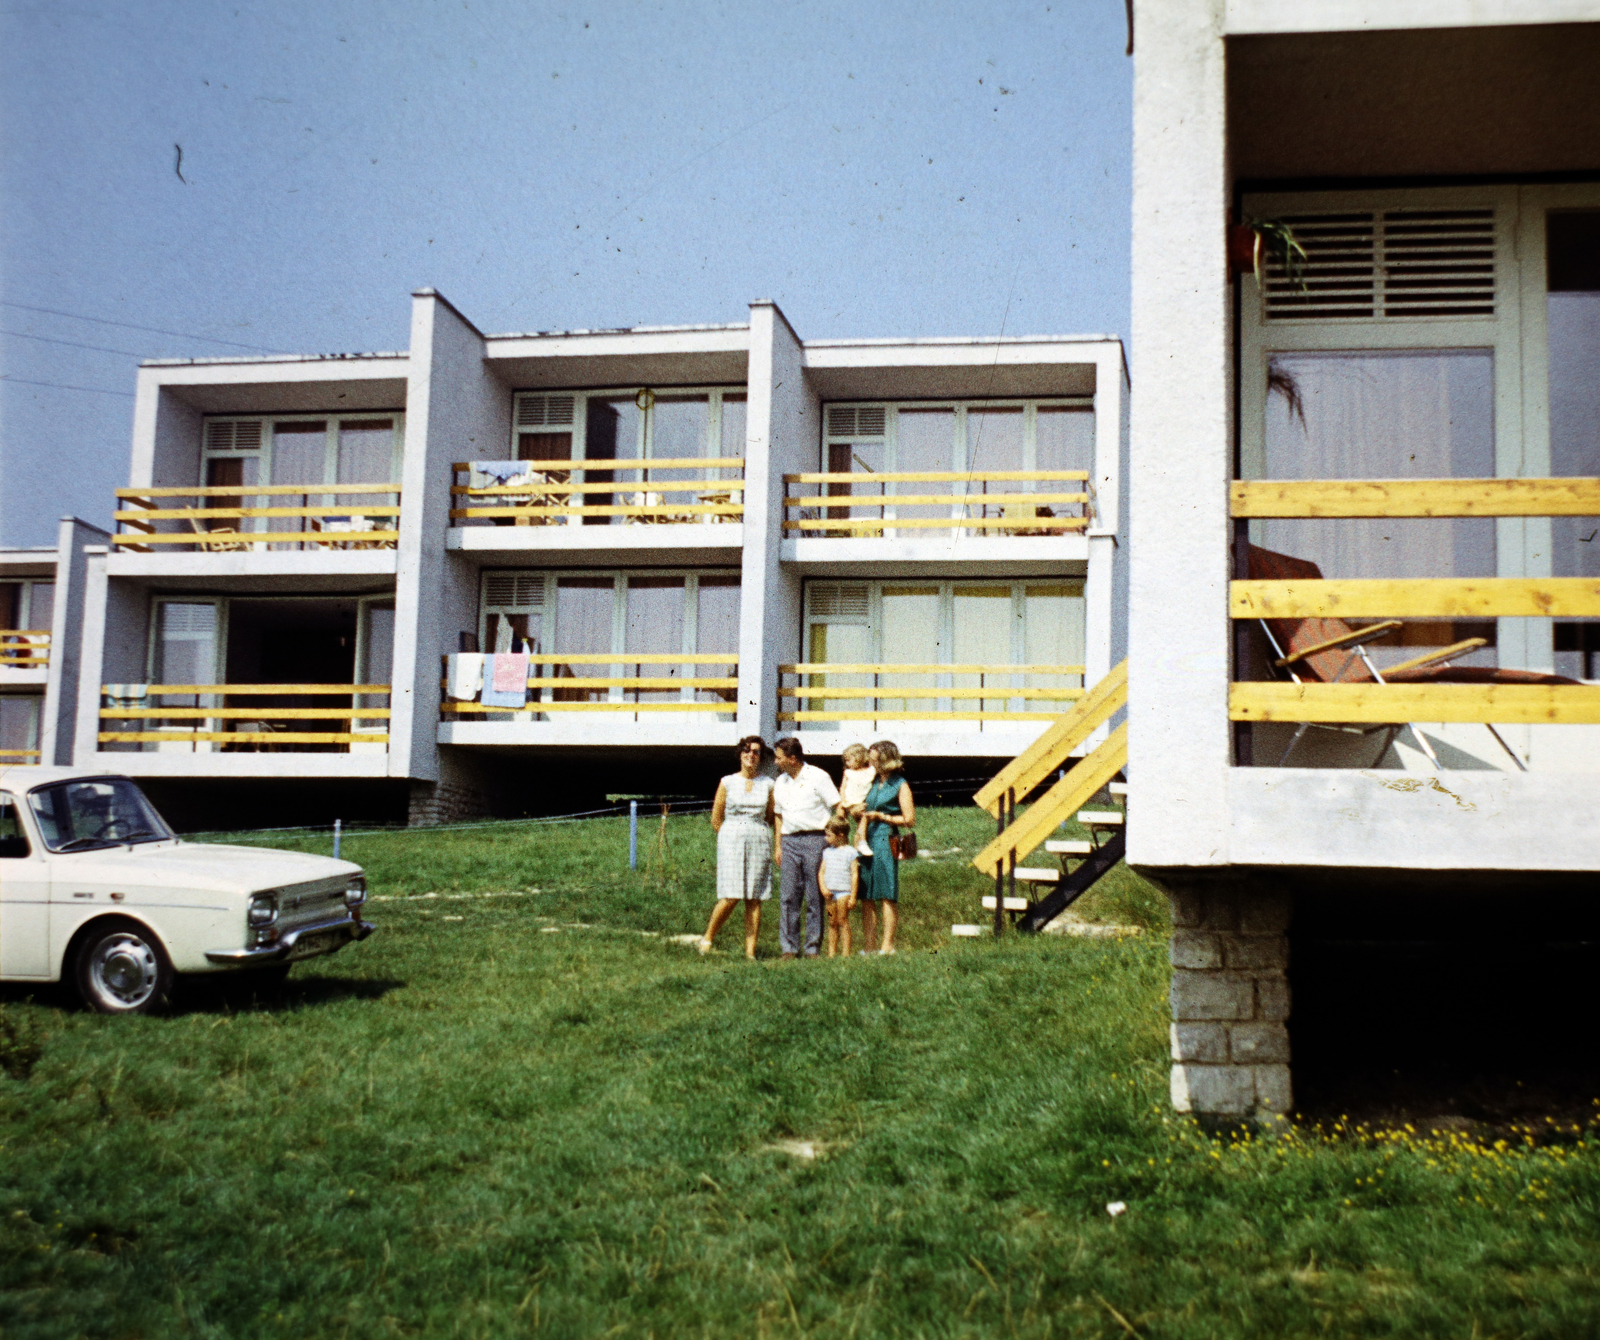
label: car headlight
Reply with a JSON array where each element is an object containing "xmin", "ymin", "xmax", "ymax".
[
  {"xmin": 248, "ymin": 892, "xmax": 279, "ymax": 927},
  {"xmin": 344, "ymin": 875, "xmax": 368, "ymax": 908}
]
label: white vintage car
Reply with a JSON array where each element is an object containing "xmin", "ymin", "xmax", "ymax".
[{"xmin": 0, "ymin": 767, "xmax": 374, "ymax": 1014}]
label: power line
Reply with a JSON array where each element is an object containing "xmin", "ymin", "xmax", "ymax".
[
  {"xmin": 1, "ymin": 328, "xmax": 148, "ymax": 358},
  {"xmin": 0, "ymin": 300, "xmax": 287, "ymax": 353},
  {"xmin": 0, "ymin": 375, "xmax": 134, "ymax": 397}
]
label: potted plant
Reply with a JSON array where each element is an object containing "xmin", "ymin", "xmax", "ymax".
[{"xmin": 1229, "ymin": 216, "xmax": 1307, "ymax": 290}]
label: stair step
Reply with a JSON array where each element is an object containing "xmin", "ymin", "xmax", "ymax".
[
  {"xmin": 1013, "ymin": 867, "xmax": 1060, "ymax": 883},
  {"xmin": 982, "ymin": 896, "xmax": 1033, "ymax": 912},
  {"xmin": 1077, "ymin": 810, "xmax": 1125, "ymax": 826},
  {"xmin": 1046, "ymin": 840, "xmax": 1093, "ymax": 856}
]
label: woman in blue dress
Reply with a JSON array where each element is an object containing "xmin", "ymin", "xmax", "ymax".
[{"xmin": 856, "ymin": 739, "xmax": 914, "ymax": 955}]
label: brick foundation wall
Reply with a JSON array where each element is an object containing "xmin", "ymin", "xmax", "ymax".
[
  {"xmin": 1168, "ymin": 886, "xmax": 1292, "ymax": 1118},
  {"xmin": 407, "ymin": 779, "xmax": 491, "ymax": 827}
]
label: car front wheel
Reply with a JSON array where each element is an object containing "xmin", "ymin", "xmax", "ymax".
[{"xmin": 75, "ymin": 919, "xmax": 175, "ymax": 1015}]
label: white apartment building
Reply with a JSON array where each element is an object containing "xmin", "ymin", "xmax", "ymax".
[
  {"xmin": 59, "ymin": 293, "xmax": 1125, "ymax": 824},
  {"xmin": 1130, "ymin": 0, "xmax": 1600, "ymax": 1116}
]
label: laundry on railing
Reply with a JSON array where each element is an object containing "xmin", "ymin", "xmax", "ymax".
[
  {"xmin": 481, "ymin": 653, "xmax": 530, "ymax": 708},
  {"xmin": 470, "ymin": 461, "xmax": 539, "ymax": 487},
  {"xmin": 446, "ymin": 653, "xmax": 485, "ymax": 701},
  {"xmin": 102, "ymin": 684, "xmax": 149, "ymax": 707}
]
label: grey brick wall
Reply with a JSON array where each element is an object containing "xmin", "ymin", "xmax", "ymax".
[{"xmin": 1167, "ymin": 886, "xmax": 1292, "ymax": 1117}]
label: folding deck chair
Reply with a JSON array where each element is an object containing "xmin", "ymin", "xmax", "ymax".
[{"xmin": 1245, "ymin": 545, "xmax": 1577, "ymax": 771}]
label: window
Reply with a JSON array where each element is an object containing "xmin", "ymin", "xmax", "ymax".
[
  {"xmin": 201, "ymin": 413, "xmax": 404, "ymax": 545},
  {"xmin": 480, "ymin": 568, "xmax": 740, "ymax": 708},
  {"xmin": 28, "ymin": 778, "xmax": 172, "ymax": 853},
  {"xmin": 508, "ymin": 388, "xmax": 745, "ymax": 525},
  {"xmin": 803, "ymin": 579, "xmax": 1085, "ymax": 728},
  {"xmin": 0, "ymin": 696, "xmax": 41, "ymax": 761},
  {"xmin": 0, "ymin": 793, "xmax": 28, "ymax": 858}
]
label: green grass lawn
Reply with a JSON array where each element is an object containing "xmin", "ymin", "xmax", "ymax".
[{"xmin": 2, "ymin": 808, "xmax": 1597, "ymax": 1338}]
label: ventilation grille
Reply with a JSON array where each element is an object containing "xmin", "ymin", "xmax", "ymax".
[
  {"xmin": 205, "ymin": 420, "xmax": 263, "ymax": 451},
  {"xmin": 161, "ymin": 603, "xmax": 217, "ymax": 634},
  {"xmin": 826, "ymin": 406, "xmax": 886, "ymax": 438},
  {"xmin": 808, "ymin": 584, "xmax": 870, "ymax": 619},
  {"xmin": 516, "ymin": 394, "xmax": 576, "ymax": 427},
  {"xmin": 484, "ymin": 573, "xmax": 546, "ymax": 609},
  {"xmin": 1264, "ymin": 209, "xmax": 1496, "ymax": 321}
]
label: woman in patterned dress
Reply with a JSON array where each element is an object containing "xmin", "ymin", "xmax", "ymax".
[
  {"xmin": 696, "ymin": 736, "xmax": 775, "ymax": 958},
  {"xmin": 857, "ymin": 739, "xmax": 914, "ymax": 955}
]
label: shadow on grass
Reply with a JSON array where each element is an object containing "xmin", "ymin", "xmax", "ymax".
[{"xmin": 176, "ymin": 972, "xmax": 407, "ymax": 1015}]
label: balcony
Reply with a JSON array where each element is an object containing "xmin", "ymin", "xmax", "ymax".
[
  {"xmin": 112, "ymin": 485, "xmax": 401, "ymax": 554},
  {"xmin": 1229, "ymin": 477, "xmax": 1600, "ymax": 774},
  {"xmin": 780, "ymin": 468, "xmax": 1091, "ymax": 567},
  {"xmin": 447, "ymin": 459, "xmax": 745, "ymax": 558},
  {"xmin": 438, "ymin": 653, "xmax": 739, "ymax": 747},
  {"xmin": 0, "ymin": 631, "xmax": 49, "ymax": 683},
  {"xmin": 99, "ymin": 684, "xmax": 390, "ymax": 754},
  {"xmin": 777, "ymin": 661, "xmax": 1086, "ymax": 756}
]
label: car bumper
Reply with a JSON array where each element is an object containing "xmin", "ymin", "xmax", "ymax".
[{"xmin": 205, "ymin": 914, "xmax": 376, "ymax": 965}]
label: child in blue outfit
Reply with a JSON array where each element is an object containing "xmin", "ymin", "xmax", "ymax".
[{"xmin": 818, "ymin": 816, "xmax": 860, "ymax": 957}]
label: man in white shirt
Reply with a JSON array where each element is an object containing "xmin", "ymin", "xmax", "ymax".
[{"xmin": 772, "ymin": 737, "xmax": 841, "ymax": 959}]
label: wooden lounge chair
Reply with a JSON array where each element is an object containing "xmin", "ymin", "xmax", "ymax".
[{"xmin": 1245, "ymin": 544, "xmax": 1577, "ymax": 769}]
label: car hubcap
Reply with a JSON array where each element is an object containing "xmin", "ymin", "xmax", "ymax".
[{"xmin": 91, "ymin": 934, "xmax": 158, "ymax": 1008}]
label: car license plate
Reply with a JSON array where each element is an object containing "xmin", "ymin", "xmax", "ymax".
[{"xmin": 288, "ymin": 930, "xmax": 342, "ymax": 960}]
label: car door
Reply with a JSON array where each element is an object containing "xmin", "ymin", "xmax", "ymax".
[{"xmin": 0, "ymin": 791, "xmax": 51, "ymax": 978}]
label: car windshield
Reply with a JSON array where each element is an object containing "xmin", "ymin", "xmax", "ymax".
[{"xmin": 28, "ymin": 777, "xmax": 175, "ymax": 853}]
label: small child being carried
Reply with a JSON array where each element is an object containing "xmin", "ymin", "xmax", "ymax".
[
  {"xmin": 818, "ymin": 816, "xmax": 860, "ymax": 957},
  {"xmin": 838, "ymin": 742, "xmax": 876, "ymax": 858}
]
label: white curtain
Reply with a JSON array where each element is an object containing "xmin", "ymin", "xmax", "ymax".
[{"xmin": 1262, "ymin": 350, "xmax": 1495, "ymax": 580}]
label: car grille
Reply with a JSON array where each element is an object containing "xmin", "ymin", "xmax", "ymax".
[{"xmin": 275, "ymin": 877, "xmax": 350, "ymax": 933}]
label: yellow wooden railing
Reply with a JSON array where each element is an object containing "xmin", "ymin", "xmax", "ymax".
[
  {"xmin": 1230, "ymin": 477, "xmax": 1600, "ymax": 724},
  {"xmin": 970, "ymin": 661, "xmax": 1129, "ymax": 878},
  {"xmin": 777, "ymin": 663, "xmax": 1085, "ymax": 723},
  {"xmin": 113, "ymin": 485, "xmax": 401, "ymax": 551},
  {"xmin": 441, "ymin": 655, "xmax": 738, "ymax": 716},
  {"xmin": 0, "ymin": 750, "xmax": 42, "ymax": 762},
  {"xmin": 0, "ymin": 632, "xmax": 50, "ymax": 668},
  {"xmin": 99, "ymin": 684, "xmax": 390, "ymax": 749},
  {"xmin": 450, "ymin": 460, "xmax": 744, "ymax": 526},
  {"xmin": 781, "ymin": 470, "xmax": 1090, "ymax": 536}
]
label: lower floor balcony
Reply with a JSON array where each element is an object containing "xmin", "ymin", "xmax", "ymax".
[
  {"xmin": 0, "ymin": 691, "xmax": 42, "ymax": 763},
  {"xmin": 438, "ymin": 653, "xmax": 740, "ymax": 748}
]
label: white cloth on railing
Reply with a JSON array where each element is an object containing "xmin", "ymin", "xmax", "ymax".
[
  {"xmin": 103, "ymin": 684, "xmax": 149, "ymax": 706},
  {"xmin": 446, "ymin": 653, "xmax": 485, "ymax": 701},
  {"xmin": 470, "ymin": 461, "xmax": 536, "ymax": 488},
  {"xmin": 481, "ymin": 653, "xmax": 530, "ymax": 708}
]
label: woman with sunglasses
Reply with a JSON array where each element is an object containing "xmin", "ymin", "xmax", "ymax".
[{"xmin": 695, "ymin": 736, "xmax": 774, "ymax": 958}]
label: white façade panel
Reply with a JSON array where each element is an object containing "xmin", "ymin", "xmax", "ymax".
[{"xmin": 1228, "ymin": 767, "xmax": 1600, "ymax": 871}]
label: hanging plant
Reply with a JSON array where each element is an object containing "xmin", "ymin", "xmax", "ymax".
[{"xmin": 1229, "ymin": 217, "xmax": 1308, "ymax": 293}]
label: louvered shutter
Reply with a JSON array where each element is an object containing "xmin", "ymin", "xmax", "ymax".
[
  {"xmin": 483, "ymin": 573, "xmax": 546, "ymax": 610},
  {"xmin": 515, "ymin": 394, "xmax": 576, "ymax": 427},
  {"xmin": 1264, "ymin": 208, "xmax": 1497, "ymax": 322},
  {"xmin": 825, "ymin": 406, "xmax": 886, "ymax": 438},
  {"xmin": 808, "ymin": 584, "xmax": 870, "ymax": 620},
  {"xmin": 205, "ymin": 419, "xmax": 264, "ymax": 451}
]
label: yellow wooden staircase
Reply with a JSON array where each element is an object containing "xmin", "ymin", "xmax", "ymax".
[{"xmin": 970, "ymin": 660, "xmax": 1128, "ymax": 931}]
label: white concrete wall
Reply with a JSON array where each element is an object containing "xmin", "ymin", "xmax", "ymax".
[
  {"xmin": 72, "ymin": 549, "xmax": 146, "ymax": 765},
  {"xmin": 129, "ymin": 375, "xmax": 204, "ymax": 492},
  {"xmin": 390, "ymin": 290, "xmax": 508, "ymax": 783},
  {"xmin": 1127, "ymin": 0, "xmax": 1233, "ymax": 869},
  {"xmin": 41, "ymin": 517, "xmax": 110, "ymax": 764},
  {"xmin": 738, "ymin": 302, "xmax": 816, "ymax": 742}
]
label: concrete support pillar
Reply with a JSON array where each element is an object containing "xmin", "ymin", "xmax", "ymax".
[{"xmin": 1168, "ymin": 885, "xmax": 1292, "ymax": 1117}]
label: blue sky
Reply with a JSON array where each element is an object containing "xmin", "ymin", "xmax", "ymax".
[{"xmin": 0, "ymin": 0, "xmax": 1131, "ymax": 546}]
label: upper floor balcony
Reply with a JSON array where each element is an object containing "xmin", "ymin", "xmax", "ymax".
[{"xmin": 0, "ymin": 630, "xmax": 50, "ymax": 679}]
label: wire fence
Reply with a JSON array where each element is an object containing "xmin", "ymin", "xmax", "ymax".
[{"xmin": 177, "ymin": 775, "xmax": 1007, "ymax": 842}]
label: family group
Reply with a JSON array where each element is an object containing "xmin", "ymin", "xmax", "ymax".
[{"xmin": 694, "ymin": 738, "xmax": 916, "ymax": 960}]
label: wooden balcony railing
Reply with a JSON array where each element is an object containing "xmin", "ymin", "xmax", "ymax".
[
  {"xmin": 1229, "ymin": 477, "xmax": 1600, "ymax": 725},
  {"xmin": 99, "ymin": 684, "xmax": 390, "ymax": 750},
  {"xmin": 113, "ymin": 485, "xmax": 401, "ymax": 551},
  {"xmin": 778, "ymin": 663, "xmax": 1086, "ymax": 723},
  {"xmin": 441, "ymin": 654, "xmax": 739, "ymax": 718},
  {"xmin": 0, "ymin": 750, "xmax": 41, "ymax": 762},
  {"xmin": 450, "ymin": 460, "xmax": 744, "ymax": 527},
  {"xmin": 782, "ymin": 470, "xmax": 1090, "ymax": 537},
  {"xmin": 0, "ymin": 632, "xmax": 50, "ymax": 668}
]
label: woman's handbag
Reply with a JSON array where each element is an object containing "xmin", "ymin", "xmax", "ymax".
[{"xmin": 889, "ymin": 828, "xmax": 918, "ymax": 860}]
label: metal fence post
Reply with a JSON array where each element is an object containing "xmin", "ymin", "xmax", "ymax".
[
  {"xmin": 629, "ymin": 800, "xmax": 639, "ymax": 870},
  {"xmin": 332, "ymin": 818, "xmax": 341, "ymax": 860}
]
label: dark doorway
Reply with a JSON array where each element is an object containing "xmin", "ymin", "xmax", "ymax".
[{"xmin": 224, "ymin": 599, "xmax": 359, "ymax": 749}]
